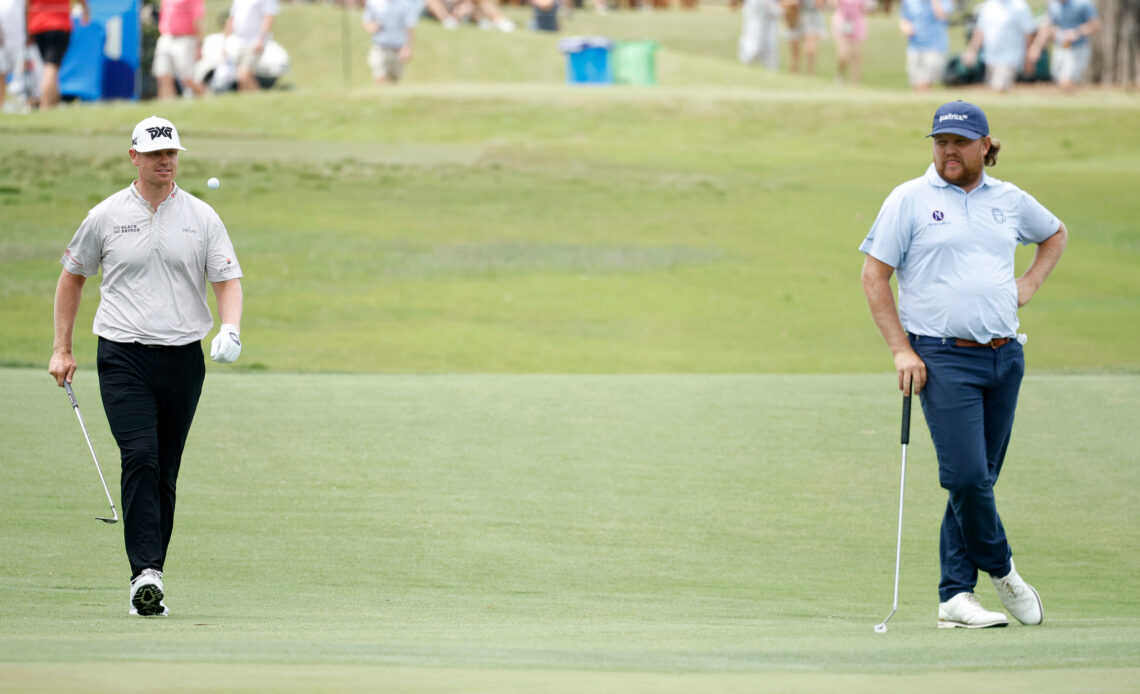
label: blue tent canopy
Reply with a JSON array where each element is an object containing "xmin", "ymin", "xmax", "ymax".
[{"xmin": 59, "ymin": 0, "xmax": 141, "ymax": 101}]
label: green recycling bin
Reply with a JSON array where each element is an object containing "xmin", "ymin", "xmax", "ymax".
[{"xmin": 612, "ymin": 40, "xmax": 658, "ymax": 86}]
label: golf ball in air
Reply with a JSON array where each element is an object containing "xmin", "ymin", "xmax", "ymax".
[{"xmin": 207, "ymin": 177, "xmax": 220, "ymax": 190}]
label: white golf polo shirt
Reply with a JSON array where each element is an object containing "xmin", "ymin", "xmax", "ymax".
[
  {"xmin": 228, "ymin": 0, "xmax": 279, "ymax": 44},
  {"xmin": 61, "ymin": 183, "xmax": 243, "ymax": 346},
  {"xmin": 860, "ymin": 164, "xmax": 1059, "ymax": 344}
]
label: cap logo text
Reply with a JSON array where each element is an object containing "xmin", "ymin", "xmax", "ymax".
[
  {"xmin": 939, "ymin": 114, "xmax": 969, "ymax": 122},
  {"xmin": 146, "ymin": 126, "xmax": 174, "ymax": 139}
]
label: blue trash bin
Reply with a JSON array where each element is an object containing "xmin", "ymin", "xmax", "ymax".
[{"xmin": 557, "ymin": 36, "xmax": 613, "ymax": 85}]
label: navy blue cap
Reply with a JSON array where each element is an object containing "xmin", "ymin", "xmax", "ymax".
[{"xmin": 927, "ymin": 100, "xmax": 989, "ymax": 139}]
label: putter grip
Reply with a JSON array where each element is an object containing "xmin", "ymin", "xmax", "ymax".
[
  {"xmin": 64, "ymin": 381, "xmax": 78, "ymax": 408},
  {"xmin": 901, "ymin": 390, "xmax": 912, "ymax": 445}
]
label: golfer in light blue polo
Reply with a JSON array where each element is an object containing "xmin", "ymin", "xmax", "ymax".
[{"xmin": 860, "ymin": 101, "xmax": 1068, "ymax": 629}]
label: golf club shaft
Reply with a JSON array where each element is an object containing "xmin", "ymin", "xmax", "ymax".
[
  {"xmin": 64, "ymin": 382, "xmax": 118, "ymax": 519},
  {"xmin": 878, "ymin": 387, "xmax": 912, "ymax": 631},
  {"xmin": 889, "ymin": 446, "xmax": 907, "ymax": 612},
  {"xmin": 889, "ymin": 389, "xmax": 912, "ymax": 612}
]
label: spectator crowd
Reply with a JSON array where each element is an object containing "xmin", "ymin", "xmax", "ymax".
[
  {"xmin": 739, "ymin": 0, "xmax": 1102, "ymax": 92},
  {"xmin": 0, "ymin": 0, "xmax": 1107, "ymax": 112}
]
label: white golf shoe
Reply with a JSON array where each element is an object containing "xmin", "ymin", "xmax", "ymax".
[
  {"xmin": 991, "ymin": 561, "xmax": 1043, "ymax": 625},
  {"xmin": 129, "ymin": 568, "xmax": 169, "ymax": 617},
  {"xmin": 937, "ymin": 592, "xmax": 1008, "ymax": 629},
  {"xmin": 128, "ymin": 602, "xmax": 169, "ymax": 617}
]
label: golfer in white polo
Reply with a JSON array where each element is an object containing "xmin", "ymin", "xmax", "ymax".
[{"xmin": 49, "ymin": 116, "xmax": 244, "ymax": 617}]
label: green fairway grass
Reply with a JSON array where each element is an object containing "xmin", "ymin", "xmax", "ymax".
[
  {"xmin": 2, "ymin": 6, "xmax": 1139, "ymax": 374},
  {"xmin": 1, "ymin": 369, "xmax": 1138, "ymax": 692},
  {"xmin": 3, "ymin": 85, "xmax": 1139, "ymax": 373},
  {"xmin": 2, "ymin": 5, "xmax": 1138, "ymax": 692}
]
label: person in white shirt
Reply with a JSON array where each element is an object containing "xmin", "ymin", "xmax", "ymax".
[
  {"xmin": 0, "ymin": 0, "xmax": 26, "ymax": 110},
  {"xmin": 738, "ymin": 0, "xmax": 783, "ymax": 71},
  {"xmin": 49, "ymin": 116, "xmax": 244, "ymax": 617},
  {"xmin": 962, "ymin": 0, "xmax": 1037, "ymax": 92},
  {"xmin": 223, "ymin": 0, "xmax": 279, "ymax": 91}
]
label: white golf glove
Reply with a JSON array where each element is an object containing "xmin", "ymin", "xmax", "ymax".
[{"xmin": 210, "ymin": 324, "xmax": 242, "ymax": 364}]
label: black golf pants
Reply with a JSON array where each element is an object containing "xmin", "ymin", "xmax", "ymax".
[{"xmin": 97, "ymin": 338, "xmax": 204, "ymax": 579}]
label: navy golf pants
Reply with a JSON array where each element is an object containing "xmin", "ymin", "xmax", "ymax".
[
  {"xmin": 97, "ymin": 338, "xmax": 204, "ymax": 580},
  {"xmin": 910, "ymin": 335, "xmax": 1023, "ymax": 602}
]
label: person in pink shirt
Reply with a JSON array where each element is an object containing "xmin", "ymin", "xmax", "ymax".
[
  {"xmin": 830, "ymin": 0, "xmax": 870, "ymax": 83},
  {"xmin": 153, "ymin": 0, "xmax": 206, "ymax": 99}
]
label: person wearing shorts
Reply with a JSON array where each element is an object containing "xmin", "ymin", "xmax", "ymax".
[
  {"xmin": 363, "ymin": 0, "xmax": 421, "ymax": 85},
  {"xmin": 785, "ymin": 0, "xmax": 822, "ymax": 74},
  {"xmin": 1027, "ymin": 0, "xmax": 1100, "ymax": 92},
  {"xmin": 962, "ymin": 0, "xmax": 1036, "ymax": 92},
  {"xmin": 49, "ymin": 116, "xmax": 244, "ymax": 617},
  {"xmin": 899, "ymin": 0, "xmax": 953, "ymax": 90},
  {"xmin": 26, "ymin": 0, "xmax": 87, "ymax": 108},
  {"xmin": 153, "ymin": 0, "xmax": 206, "ymax": 99},
  {"xmin": 861, "ymin": 101, "xmax": 1067, "ymax": 630},
  {"xmin": 223, "ymin": 0, "xmax": 278, "ymax": 91}
]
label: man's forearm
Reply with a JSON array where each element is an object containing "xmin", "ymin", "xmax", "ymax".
[
  {"xmin": 212, "ymin": 279, "xmax": 244, "ymax": 329},
  {"xmin": 862, "ymin": 260, "xmax": 910, "ymax": 356},
  {"xmin": 1021, "ymin": 223, "xmax": 1067, "ymax": 294},
  {"xmin": 53, "ymin": 271, "xmax": 86, "ymax": 353}
]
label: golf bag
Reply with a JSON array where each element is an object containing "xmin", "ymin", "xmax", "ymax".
[{"xmin": 943, "ymin": 53, "xmax": 985, "ymax": 86}]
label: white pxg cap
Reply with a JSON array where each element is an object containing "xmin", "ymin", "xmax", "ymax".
[{"xmin": 130, "ymin": 116, "xmax": 187, "ymax": 153}]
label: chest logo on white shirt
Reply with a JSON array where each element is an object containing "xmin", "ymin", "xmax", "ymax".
[
  {"xmin": 932, "ymin": 210, "xmax": 945, "ymax": 221},
  {"xmin": 992, "ymin": 208, "xmax": 1006, "ymax": 224},
  {"xmin": 182, "ymin": 226, "xmax": 198, "ymax": 234},
  {"xmin": 113, "ymin": 224, "xmax": 141, "ymax": 234}
]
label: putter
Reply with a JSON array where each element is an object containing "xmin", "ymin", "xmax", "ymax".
[
  {"xmin": 63, "ymin": 381, "xmax": 119, "ymax": 524},
  {"xmin": 874, "ymin": 383, "xmax": 912, "ymax": 634}
]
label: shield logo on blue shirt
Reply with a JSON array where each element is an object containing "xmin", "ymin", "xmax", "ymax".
[{"xmin": 992, "ymin": 208, "xmax": 1006, "ymax": 224}]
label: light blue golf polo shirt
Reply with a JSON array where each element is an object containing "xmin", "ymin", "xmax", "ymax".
[
  {"xmin": 1047, "ymin": 0, "xmax": 1098, "ymax": 48},
  {"xmin": 900, "ymin": 0, "xmax": 954, "ymax": 53},
  {"xmin": 860, "ymin": 164, "xmax": 1060, "ymax": 344},
  {"xmin": 363, "ymin": 0, "xmax": 422, "ymax": 49}
]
